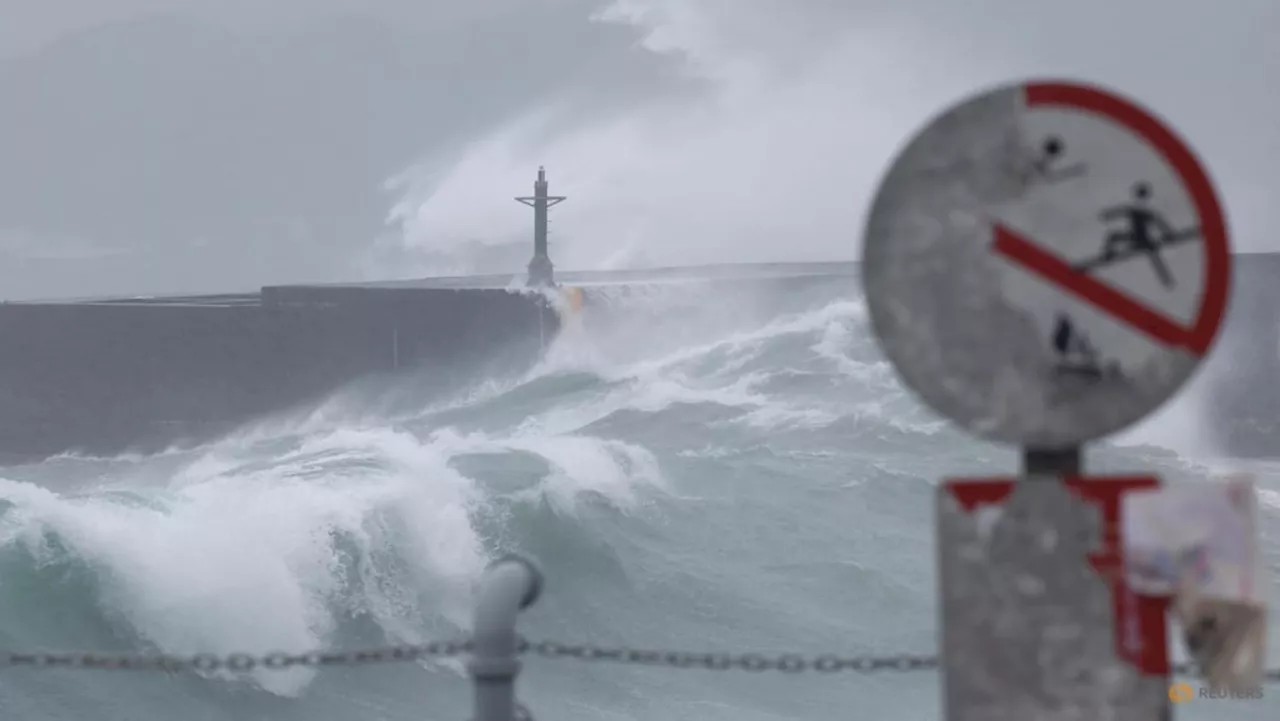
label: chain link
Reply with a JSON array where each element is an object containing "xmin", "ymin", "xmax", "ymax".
[
  {"xmin": 0, "ymin": 639, "xmax": 472, "ymax": 672},
  {"xmin": 2, "ymin": 638, "xmax": 1279, "ymax": 682},
  {"xmin": 519, "ymin": 639, "xmax": 937, "ymax": 673}
]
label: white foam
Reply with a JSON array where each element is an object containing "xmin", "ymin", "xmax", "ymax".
[{"xmin": 0, "ymin": 427, "xmax": 489, "ymax": 697}]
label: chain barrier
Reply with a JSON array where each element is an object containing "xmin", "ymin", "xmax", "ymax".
[
  {"xmin": 2, "ymin": 638, "xmax": 1277, "ymax": 682},
  {"xmin": 519, "ymin": 640, "xmax": 936, "ymax": 673},
  {"xmin": 0, "ymin": 640, "xmax": 471, "ymax": 672}
]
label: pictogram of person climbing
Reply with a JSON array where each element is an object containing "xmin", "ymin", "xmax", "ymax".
[{"xmin": 1075, "ymin": 181, "xmax": 1201, "ymax": 288}]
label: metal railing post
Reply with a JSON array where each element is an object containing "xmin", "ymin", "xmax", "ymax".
[{"xmin": 469, "ymin": 553, "xmax": 544, "ymax": 721}]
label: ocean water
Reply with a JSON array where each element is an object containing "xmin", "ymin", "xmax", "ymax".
[{"xmin": 0, "ymin": 279, "xmax": 1276, "ymax": 721}]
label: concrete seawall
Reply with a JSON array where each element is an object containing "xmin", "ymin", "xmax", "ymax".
[
  {"xmin": 0, "ymin": 263, "xmax": 861, "ymax": 463},
  {"xmin": 0, "ymin": 286, "xmax": 555, "ymax": 461}
]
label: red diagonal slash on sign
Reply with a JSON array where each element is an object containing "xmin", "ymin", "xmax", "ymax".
[
  {"xmin": 992, "ymin": 225, "xmax": 1199, "ymax": 354},
  {"xmin": 993, "ymin": 81, "xmax": 1231, "ymax": 359}
]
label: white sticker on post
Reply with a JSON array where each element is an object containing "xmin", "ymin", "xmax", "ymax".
[{"xmin": 1123, "ymin": 475, "xmax": 1267, "ymax": 691}]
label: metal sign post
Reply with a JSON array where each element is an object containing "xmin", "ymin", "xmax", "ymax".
[{"xmin": 859, "ymin": 78, "xmax": 1232, "ymax": 720}]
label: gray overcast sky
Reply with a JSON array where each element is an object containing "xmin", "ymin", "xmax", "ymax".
[
  {"xmin": 0, "ymin": 1, "xmax": 557, "ymax": 57},
  {"xmin": 0, "ymin": 0, "xmax": 1276, "ymax": 298}
]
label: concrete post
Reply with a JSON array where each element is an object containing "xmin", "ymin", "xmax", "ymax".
[{"xmin": 468, "ymin": 554, "xmax": 544, "ymax": 721}]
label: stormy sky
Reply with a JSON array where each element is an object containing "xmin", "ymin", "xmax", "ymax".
[{"xmin": 1, "ymin": 0, "xmax": 1276, "ymax": 299}]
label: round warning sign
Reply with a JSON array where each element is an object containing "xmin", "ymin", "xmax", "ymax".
[{"xmin": 861, "ymin": 79, "xmax": 1231, "ymax": 447}]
